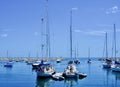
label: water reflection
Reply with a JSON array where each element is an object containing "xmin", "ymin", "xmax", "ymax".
[
  {"xmin": 112, "ymin": 72, "xmax": 120, "ymax": 80},
  {"xmin": 88, "ymin": 63, "xmax": 91, "ymax": 75},
  {"xmin": 102, "ymin": 68, "xmax": 111, "ymax": 87},
  {"xmin": 64, "ymin": 78, "xmax": 79, "ymax": 87},
  {"xmin": 112, "ymin": 72, "xmax": 120, "ymax": 87},
  {"xmin": 35, "ymin": 77, "xmax": 51, "ymax": 87}
]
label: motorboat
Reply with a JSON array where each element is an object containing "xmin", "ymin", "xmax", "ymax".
[
  {"xmin": 32, "ymin": 61, "xmax": 41, "ymax": 69},
  {"xmin": 52, "ymin": 72, "xmax": 64, "ymax": 81},
  {"xmin": 62, "ymin": 63, "xmax": 78, "ymax": 78},
  {"xmin": 79, "ymin": 73, "xmax": 87, "ymax": 79},
  {"xmin": 56, "ymin": 59, "xmax": 61, "ymax": 63}
]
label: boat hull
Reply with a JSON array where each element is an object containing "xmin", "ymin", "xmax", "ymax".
[
  {"xmin": 103, "ymin": 63, "xmax": 111, "ymax": 68},
  {"xmin": 79, "ymin": 73, "xmax": 87, "ymax": 79},
  {"xmin": 32, "ymin": 64, "xmax": 39, "ymax": 69},
  {"xmin": 4, "ymin": 62, "xmax": 13, "ymax": 67},
  {"xmin": 112, "ymin": 67, "xmax": 120, "ymax": 72},
  {"xmin": 37, "ymin": 71, "xmax": 55, "ymax": 78},
  {"xmin": 4, "ymin": 64, "xmax": 12, "ymax": 67},
  {"xmin": 62, "ymin": 73, "xmax": 78, "ymax": 78}
]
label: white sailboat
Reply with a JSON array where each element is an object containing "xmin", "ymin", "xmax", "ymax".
[
  {"xmin": 36, "ymin": 0, "xmax": 55, "ymax": 78},
  {"xmin": 63, "ymin": 9, "xmax": 80, "ymax": 78}
]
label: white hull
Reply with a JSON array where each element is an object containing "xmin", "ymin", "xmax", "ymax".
[{"xmin": 37, "ymin": 71, "xmax": 54, "ymax": 77}]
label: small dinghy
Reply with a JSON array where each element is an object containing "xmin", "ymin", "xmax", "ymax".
[
  {"xmin": 56, "ymin": 59, "xmax": 61, "ymax": 63},
  {"xmin": 52, "ymin": 73, "xmax": 64, "ymax": 81},
  {"xmin": 32, "ymin": 61, "xmax": 41, "ymax": 69},
  {"xmin": 79, "ymin": 73, "xmax": 87, "ymax": 79}
]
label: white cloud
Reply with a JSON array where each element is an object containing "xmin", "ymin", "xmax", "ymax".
[
  {"xmin": 34, "ymin": 32, "xmax": 38, "ymax": 36},
  {"xmin": 72, "ymin": 7, "xmax": 78, "ymax": 11},
  {"xmin": 74, "ymin": 29, "xmax": 106, "ymax": 36},
  {"xmin": 0, "ymin": 33, "xmax": 8, "ymax": 38},
  {"xmin": 106, "ymin": 6, "xmax": 119, "ymax": 14},
  {"xmin": 86, "ymin": 31, "xmax": 106, "ymax": 36},
  {"xmin": 74, "ymin": 30, "xmax": 82, "ymax": 33}
]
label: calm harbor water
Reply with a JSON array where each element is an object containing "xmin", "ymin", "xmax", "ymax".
[{"xmin": 0, "ymin": 58, "xmax": 120, "ymax": 87}]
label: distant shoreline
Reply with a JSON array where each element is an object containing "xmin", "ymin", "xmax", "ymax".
[{"xmin": 0, "ymin": 57, "xmax": 65, "ymax": 62}]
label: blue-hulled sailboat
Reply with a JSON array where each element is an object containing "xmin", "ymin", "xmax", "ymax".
[
  {"xmin": 103, "ymin": 32, "xmax": 113, "ymax": 68},
  {"xmin": 112, "ymin": 24, "xmax": 120, "ymax": 72}
]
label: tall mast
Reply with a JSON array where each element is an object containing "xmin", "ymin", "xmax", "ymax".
[
  {"xmin": 70, "ymin": 10, "xmax": 73, "ymax": 58},
  {"xmin": 114, "ymin": 24, "xmax": 116, "ymax": 60},
  {"xmin": 45, "ymin": 0, "xmax": 50, "ymax": 58},
  {"xmin": 74, "ymin": 46, "xmax": 76, "ymax": 59},
  {"xmin": 41, "ymin": 18, "xmax": 44, "ymax": 58},
  {"xmin": 105, "ymin": 32, "xmax": 108, "ymax": 58}
]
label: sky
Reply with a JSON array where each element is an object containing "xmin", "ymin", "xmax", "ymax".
[{"xmin": 0, "ymin": 0, "xmax": 120, "ymax": 58}]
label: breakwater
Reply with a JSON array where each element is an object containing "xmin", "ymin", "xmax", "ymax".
[
  {"xmin": 98, "ymin": 57, "xmax": 120, "ymax": 61},
  {"xmin": 0, "ymin": 57, "xmax": 65, "ymax": 62}
]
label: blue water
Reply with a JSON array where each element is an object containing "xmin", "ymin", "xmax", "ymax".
[{"xmin": 0, "ymin": 58, "xmax": 120, "ymax": 87}]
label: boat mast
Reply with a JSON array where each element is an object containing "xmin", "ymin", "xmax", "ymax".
[
  {"xmin": 7, "ymin": 50, "xmax": 8, "ymax": 58},
  {"xmin": 74, "ymin": 46, "xmax": 76, "ymax": 59},
  {"xmin": 41, "ymin": 18, "xmax": 44, "ymax": 58},
  {"xmin": 70, "ymin": 10, "xmax": 73, "ymax": 58},
  {"xmin": 28, "ymin": 52, "xmax": 31, "ymax": 58},
  {"xmin": 45, "ymin": 0, "xmax": 50, "ymax": 58},
  {"xmin": 88, "ymin": 48, "xmax": 90, "ymax": 60},
  {"xmin": 114, "ymin": 24, "xmax": 116, "ymax": 60},
  {"xmin": 105, "ymin": 32, "xmax": 108, "ymax": 59}
]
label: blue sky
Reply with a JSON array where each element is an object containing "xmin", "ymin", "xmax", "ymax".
[{"xmin": 0, "ymin": 0, "xmax": 120, "ymax": 58}]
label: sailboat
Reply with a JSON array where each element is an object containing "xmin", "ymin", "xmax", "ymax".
[
  {"xmin": 63, "ymin": 10, "xmax": 80, "ymax": 78},
  {"xmin": 36, "ymin": 60, "xmax": 55, "ymax": 78},
  {"xmin": 87, "ymin": 48, "xmax": 91, "ymax": 63},
  {"xmin": 4, "ymin": 61, "xmax": 13, "ymax": 67},
  {"xmin": 36, "ymin": 0, "xmax": 55, "ymax": 78},
  {"xmin": 4, "ymin": 51, "xmax": 13, "ymax": 67},
  {"xmin": 112, "ymin": 24, "xmax": 120, "ymax": 72},
  {"xmin": 74, "ymin": 46, "xmax": 80, "ymax": 64},
  {"xmin": 103, "ymin": 32, "xmax": 112, "ymax": 68}
]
